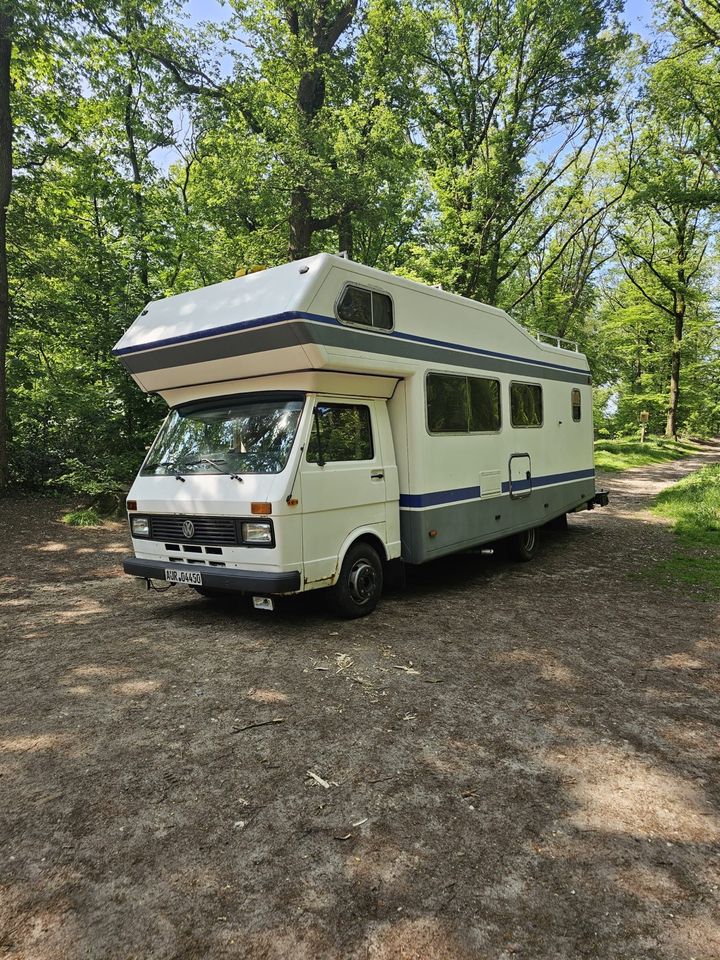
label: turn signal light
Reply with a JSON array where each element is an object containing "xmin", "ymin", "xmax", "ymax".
[
  {"xmin": 251, "ymin": 502, "xmax": 272, "ymax": 515},
  {"xmin": 127, "ymin": 500, "xmax": 137, "ymax": 512}
]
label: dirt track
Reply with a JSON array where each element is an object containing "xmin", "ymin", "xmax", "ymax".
[{"xmin": 1, "ymin": 445, "xmax": 719, "ymax": 960}]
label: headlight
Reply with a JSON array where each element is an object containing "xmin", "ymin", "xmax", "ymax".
[
  {"xmin": 131, "ymin": 516, "xmax": 150, "ymax": 537},
  {"xmin": 241, "ymin": 521, "xmax": 272, "ymax": 544}
]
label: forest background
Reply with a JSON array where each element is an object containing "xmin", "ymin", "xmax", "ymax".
[{"xmin": 1, "ymin": 0, "xmax": 719, "ymax": 498}]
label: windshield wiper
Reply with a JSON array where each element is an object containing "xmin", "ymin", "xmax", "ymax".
[
  {"xmin": 178, "ymin": 457, "xmax": 243, "ymax": 481},
  {"xmin": 145, "ymin": 459, "xmax": 186, "ymax": 481}
]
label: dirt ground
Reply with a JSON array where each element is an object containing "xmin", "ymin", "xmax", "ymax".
[{"xmin": 1, "ymin": 445, "xmax": 719, "ymax": 960}]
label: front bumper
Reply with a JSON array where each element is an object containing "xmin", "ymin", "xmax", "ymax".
[{"xmin": 122, "ymin": 557, "xmax": 301, "ymax": 594}]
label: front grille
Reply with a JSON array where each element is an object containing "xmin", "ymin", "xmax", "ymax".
[{"xmin": 148, "ymin": 515, "xmax": 239, "ymax": 546}]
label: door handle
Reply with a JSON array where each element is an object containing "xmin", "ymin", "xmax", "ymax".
[{"xmin": 371, "ymin": 472, "xmax": 384, "ymax": 480}]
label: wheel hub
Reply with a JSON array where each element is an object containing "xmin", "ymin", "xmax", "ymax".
[{"xmin": 348, "ymin": 560, "xmax": 376, "ymax": 604}]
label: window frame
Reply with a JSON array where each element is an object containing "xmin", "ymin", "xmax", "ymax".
[
  {"xmin": 425, "ymin": 370, "xmax": 503, "ymax": 436},
  {"xmin": 334, "ymin": 282, "xmax": 395, "ymax": 334},
  {"xmin": 509, "ymin": 380, "xmax": 544, "ymax": 429},
  {"xmin": 305, "ymin": 401, "xmax": 375, "ymax": 465},
  {"xmin": 571, "ymin": 387, "xmax": 582, "ymax": 422}
]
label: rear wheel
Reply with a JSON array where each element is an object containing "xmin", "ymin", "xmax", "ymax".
[
  {"xmin": 328, "ymin": 542, "xmax": 383, "ymax": 619},
  {"xmin": 509, "ymin": 527, "xmax": 539, "ymax": 562}
]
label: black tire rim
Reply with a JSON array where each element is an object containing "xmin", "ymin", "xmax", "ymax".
[{"xmin": 348, "ymin": 559, "xmax": 376, "ymax": 605}]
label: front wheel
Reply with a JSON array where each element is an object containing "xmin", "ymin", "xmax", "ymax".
[
  {"xmin": 509, "ymin": 527, "xmax": 539, "ymax": 562},
  {"xmin": 328, "ymin": 542, "xmax": 383, "ymax": 619}
]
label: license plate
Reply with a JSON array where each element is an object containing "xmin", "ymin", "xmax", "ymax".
[{"xmin": 165, "ymin": 568, "xmax": 203, "ymax": 585}]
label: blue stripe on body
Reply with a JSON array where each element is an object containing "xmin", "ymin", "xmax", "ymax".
[
  {"xmin": 112, "ymin": 310, "xmax": 307, "ymax": 356},
  {"xmin": 399, "ymin": 485, "xmax": 482, "ymax": 508},
  {"xmin": 399, "ymin": 467, "xmax": 595, "ymax": 509},
  {"xmin": 113, "ymin": 310, "xmax": 589, "ymax": 376}
]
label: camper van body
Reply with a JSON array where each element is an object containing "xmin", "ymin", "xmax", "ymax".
[{"xmin": 114, "ymin": 254, "xmax": 604, "ymax": 615}]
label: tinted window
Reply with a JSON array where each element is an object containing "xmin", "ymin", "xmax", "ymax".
[
  {"xmin": 427, "ymin": 374, "xmax": 468, "ymax": 432},
  {"xmin": 306, "ymin": 404, "xmax": 373, "ymax": 463},
  {"xmin": 427, "ymin": 373, "xmax": 501, "ymax": 433},
  {"xmin": 510, "ymin": 382, "xmax": 543, "ymax": 427},
  {"xmin": 371, "ymin": 292, "xmax": 393, "ymax": 329},
  {"xmin": 337, "ymin": 285, "xmax": 393, "ymax": 331},
  {"xmin": 337, "ymin": 286, "xmax": 371, "ymax": 326},
  {"xmin": 469, "ymin": 377, "xmax": 501, "ymax": 431},
  {"xmin": 571, "ymin": 388, "xmax": 582, "ymax": 422}
]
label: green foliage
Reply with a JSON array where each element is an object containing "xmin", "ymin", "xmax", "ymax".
[
  {"xmin": 62, "ymin": 506, "xmax": 104, "ymax": 527},
  {"xmin": 414, "ymin": 0, "xmax": 629, "ymax": 306},
  {"xmin": 647, "ymin": 464, "xmax": 720, "ymax": 599},
  {"xmin": 593, "ymin": 437, "xmax": 698, "ymax": 471},
  {"xmin": 3, "ymin": 0, "xmax": 720, "ymax": 495},
  {"xmin": 653, "ymin": 463, "xmax": 720, "ymax": 545}
]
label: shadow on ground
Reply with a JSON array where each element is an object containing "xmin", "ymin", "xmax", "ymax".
[{"xmin": 1, "ymin": 444, "xmax": 719, "ymax": 959}]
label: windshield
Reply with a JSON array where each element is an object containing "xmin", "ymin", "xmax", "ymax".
[{"xmin": 141, "ymin": 396, "xmax": 305, "ymax": 477}]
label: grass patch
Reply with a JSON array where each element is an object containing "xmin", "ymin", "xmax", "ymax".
[
  {"xmin": 653, "ymin": 464, "xmax": 720, "ymax": 547},
  {"xmin": 648, "ymin": 464, "xmax": 720, "ymax": 599},
  {"xmin": 62, "ymin": 507, "xmax": 104, "ymax": 527},
  {"xmin": 593, "ymin": 437, "xmax": 697, "ymax": 472}
]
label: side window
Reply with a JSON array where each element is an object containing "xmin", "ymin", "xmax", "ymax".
[
  {"xmin": 306, "ymin": 404, "xmax": 374, "ymax": 463},
  {"xmin": 571, "ymin": 388, "xmax": 582, "ymax": 422},
  {"xmin": 510, "ymin": 382, "xmax": 543, "ymax": 427},
  {"xmin": 427, "ymin": 373, "xmax": 468, "ymax": 432},
  {"xmin": 336, "ymin": 285, "xmax": 393, "ymax": 331},
  {"xmin": 469, "ymin": 377, "xmax": 501, "ymax": 431},
  {"xmin": 427, "ymin": 373, "xmax": 501, "ymax": 433}
]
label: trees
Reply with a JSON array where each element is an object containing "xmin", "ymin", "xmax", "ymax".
[
  {"xmin": 8, "ymin": 1, "xmax": 181, "ymax": 491},
  {"xmin": 610, "ymin": 61, "xmax": 718, "ymax": 438},
  {"xmin": 143, "ymin": 0, "xmax": 424, "ymax": 268},
  {"xmin": 0, "ymin": 0, "xmax": 77, "ymax": 490},
  {"xmin": 0, "ymin": 5, "xmax": 12, "ymax": 489},
  {"xmin": 415, "ymin": 0, "xmax": 628, "ymax": 306},
  {"xmin": 2, "ymin": 0, "xmax": 720, "ymax": 495},
  {"xmin": 664, "ymin": 0, "xmax": 720, "ymax": 164}
]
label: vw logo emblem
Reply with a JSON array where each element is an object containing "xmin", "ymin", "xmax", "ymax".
[{"xmin": 182, "ymin": 520, "xmax": 195, "ymax": 539}]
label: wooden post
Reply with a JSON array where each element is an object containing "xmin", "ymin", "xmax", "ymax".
[{"xmin": 639, "ymin": 410, "xmax": 649, "ymax": 444}]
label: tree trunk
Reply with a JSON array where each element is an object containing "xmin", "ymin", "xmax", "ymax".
[
  {"xmin": 0, "ymin": 10, "xmax": 13, "ymax": 491},
  {"xmin": 124, "ymin": 78, "xmax": 148, "ymax": 289},
  {"xmin": 338, "ymin": 208, "xmax": 353, "ymax": 259},
  {"xmin": 288, "ymin": 186, "xmax": 313, "ymax": 261},
  {"xmin": 665, "ymin": 305, "xmax": 684, "ymax": 439}
]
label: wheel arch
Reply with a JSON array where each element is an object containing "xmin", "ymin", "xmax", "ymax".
[{"xmin": 332, "ymin": 527, "xmax": 390, "ymax": 585}]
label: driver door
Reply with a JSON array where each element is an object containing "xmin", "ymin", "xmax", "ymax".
[{"xmin": 300, "ymin": 399, "xmax": 387, "ymax": 585}]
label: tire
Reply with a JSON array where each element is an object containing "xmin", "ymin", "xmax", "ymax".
[
  {"xmin": 509, "ymin": 526, "xmax": 539, "ymax": 562},
  {"xmin": 328, "ymin": 542, "xmax": 383, "ymax": 619}
]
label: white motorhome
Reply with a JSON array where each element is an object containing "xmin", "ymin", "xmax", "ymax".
[{"xmin": 113, "ymin": 254, "xmax": 607, "ymax": 617}]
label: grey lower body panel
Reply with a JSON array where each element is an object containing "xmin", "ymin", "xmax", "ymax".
[
  {"xmin": 123, "ymin": 557, "xmax": 301, "ymax": 594},
  {"xmin": 400, "ymin": 478, "xmax": 596, "ymax": 564}
]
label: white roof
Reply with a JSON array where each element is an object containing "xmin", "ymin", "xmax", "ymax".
[
  {"xmin": 114, "ymin": 256, "xmax": 330, "ymax": 354},
  {"xmin": 113, "ymin": 254, "xmax": 589, "ymax": 396}
]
